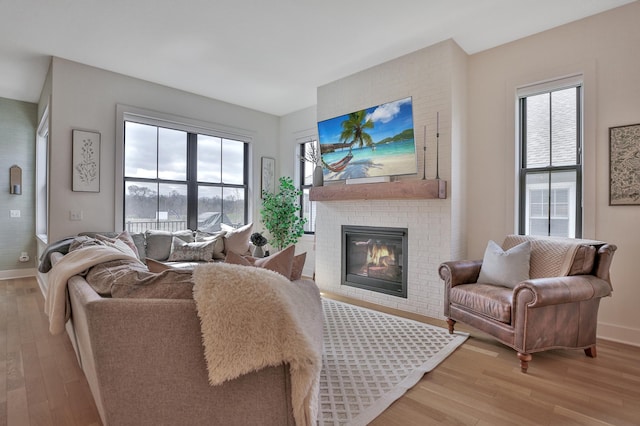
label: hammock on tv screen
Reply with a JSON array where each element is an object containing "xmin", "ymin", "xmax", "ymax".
[{"xmin": 322, "ymin": 152, "xmax": 353, "ymax": 173}]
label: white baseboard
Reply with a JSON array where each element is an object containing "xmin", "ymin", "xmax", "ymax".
[
  {"xmin": 598, "ymin": 321, "xmax": 640, "ymax": 347},
  {"xmin": 0, "ymin": 268, "xmax": 36, "ymax": 281}
]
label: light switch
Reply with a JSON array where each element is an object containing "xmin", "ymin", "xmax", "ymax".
[
  {"xmin": 70, "ymin": 210, "xmax": 83, "ymax": 221},
  {"xmin": 10, "ymin": 210, "xmax": 20, "ymax": 218}
]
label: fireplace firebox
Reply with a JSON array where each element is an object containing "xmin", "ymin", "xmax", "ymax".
[{"xmin": 341, "ymin": 225, "xmax": 408, "ymax": 298}]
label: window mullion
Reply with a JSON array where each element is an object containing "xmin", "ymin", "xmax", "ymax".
[{"xmin": 187, "ymin": 133, "xmax": 198, "ymax": 231}]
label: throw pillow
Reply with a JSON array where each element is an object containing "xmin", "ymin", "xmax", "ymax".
[
  {"xmin": 96, "ymin": 231, "xmax": 140, "ymax": 259},
  {"xmin": 95, "ymin": 234, "xmax": 138, "ymax": 259},
  {"xmin": 221, "ymin": 223, "xmax": 253, "ymax": 255},
  {"xmin": 290, "ymin": 252, "xmax": 307, "ymax": 281},
  {"xmin": 146, "ymin": 258, "xmax": 173, "ymax": 273},
  {"xmin": 195, "ymin": 230, "xmax": 227, "ymax": 260},
  {"xmin": 225, "ymin": 245, "xmax": 296, "ymax": 279},
  {"xmin": 167, "ymin": 237, "xmax": 215, "ymax": 262},
  {"xmin": 477, "ymin": 240, "xmax": 531, "ymax": 288},
  {"xmin": 145, "ymin": 230, "xmax": 195, "ymax": 261}
]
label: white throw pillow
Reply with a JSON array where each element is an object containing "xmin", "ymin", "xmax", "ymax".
[{"xmin": 477, "ymin": 240, "xmax": 531, "ymax": 288}]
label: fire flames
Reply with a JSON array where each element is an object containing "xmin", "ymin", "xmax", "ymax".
[{"xmin": 367, "ymin": 242, "xmax": 396, "ymax": 267}]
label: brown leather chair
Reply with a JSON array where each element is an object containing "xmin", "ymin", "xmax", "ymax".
[{"xmin": 439, "ymin": 235, "xmax": 617, "ymax": 372}]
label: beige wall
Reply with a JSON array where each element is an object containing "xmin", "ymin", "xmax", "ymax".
[
  {"xmin": 467, "ymin": 2, "xmax": 640, "ymax": 345},
  {"xmin": 42, "ymin": 58, "xmax": 280, "ymax": 243}
]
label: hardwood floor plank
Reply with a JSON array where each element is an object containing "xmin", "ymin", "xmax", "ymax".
[{"xmin": 6, "ymin": 387, "xmax": 29, "ymax": 426}]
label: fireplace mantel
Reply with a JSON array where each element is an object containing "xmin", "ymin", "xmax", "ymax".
[{"xmin": 309, "ymin": 179, "xmax": 446, "ymax": 201}]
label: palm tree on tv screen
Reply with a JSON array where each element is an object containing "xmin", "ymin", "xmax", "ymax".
[{"xmin": 339, "ymin": 110, "xmax": 374, "ymax": 154}]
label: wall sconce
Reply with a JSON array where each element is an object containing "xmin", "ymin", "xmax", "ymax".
[{"xmin": 10, "ymin": 165, "xmax": 22, "ymax": 195}]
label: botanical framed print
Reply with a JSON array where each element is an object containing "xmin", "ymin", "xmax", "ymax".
[
  {"xmin": 261, "ymin": 156, "xmax": 275, "ymax": 198},
  {"xmin": 610, "ymin": 123, "xmax": 640, "ymax": 205},
  {"xmin": 72, "ymin": 129, "xmax": 101, "ymax": 192}
]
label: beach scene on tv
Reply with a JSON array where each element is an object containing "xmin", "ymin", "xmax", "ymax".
[{"xmin": 317, "ymin": 97, "xmax": 417, "ymax": 181}]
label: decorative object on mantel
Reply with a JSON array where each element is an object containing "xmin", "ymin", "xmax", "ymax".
[
  {"xmin": 249, "ymin": 232, "xmax": 268, "ymax": 257},
  {"xmin": 310, "ymin": 179, "xmax": 446, "ymax": 201},
  {"xmin": 300, "ymin": 141, "xmax": 324, "ymax": 187},
  {"xmin": 422, "ymin": 124, "xmax": 427, "ymax": 180},
  {"xmin": 260, "ymin": 176, "xmax": 307, "ymax": 251},
  {"xmin": 72, "ymin": 129, "xmax": 100, "ymax": 192},
  {"xmin": 435, "ymin": 112, "xmax": 441, "ymax": 180},
  {"xmin": 609, "ymin": 123, "xmax": 640, "ymax": 205},
  {"xmin": 9, "ymin": 165, "xmax": 22, "ymax": 195}
]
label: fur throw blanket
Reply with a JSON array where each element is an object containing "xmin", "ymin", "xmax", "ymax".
[
  {"xmin": 192, "ymin": 263, "xmax": 323, "ymax": 426},
  {"xmin": 45, "ymin": 245, "xmax": 142, "ymax": 334}
]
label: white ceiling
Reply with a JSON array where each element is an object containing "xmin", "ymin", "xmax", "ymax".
[{"xmin": 0, "ymin": 0, "xmax": 634, "ymax": 116}]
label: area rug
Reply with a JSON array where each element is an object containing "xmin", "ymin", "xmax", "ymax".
[{"xmin": 318, "ymin": 298, "xmax": 468, "ymax": 426}]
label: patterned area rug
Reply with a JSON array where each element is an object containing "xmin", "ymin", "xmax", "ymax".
[{"xmin": 318, "ymin": 298, "xmax": 468, "ymax": 426}]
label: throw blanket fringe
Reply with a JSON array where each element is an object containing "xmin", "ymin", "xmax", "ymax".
[
  {"xmin": 45, "ymin": 245, "xmax": 142, "ymax": 334},
  {"xmin": 192, "ymin": 263, "xmax": 323, "ymax": 426}
]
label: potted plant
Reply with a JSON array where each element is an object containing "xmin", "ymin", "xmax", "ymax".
[{"xmin": 260, "ymin": 176, "xmax": 307, "ymax": 251}]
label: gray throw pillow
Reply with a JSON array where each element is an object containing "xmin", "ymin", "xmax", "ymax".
[{"xmin": 478, "ymin": 240, "xmax": 531, "ymax": 288}]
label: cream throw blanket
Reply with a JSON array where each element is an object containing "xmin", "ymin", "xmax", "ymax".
[
  {"xmin": 45, "ymin": 245, "xmax": 142, "ymax": 335},
  {"xmin": 502, "ymin": 235, "xmax": 603, "ymax": 278},
  {"xmin": 192, "ymin": 263, "xmax": 323, "ymax": 426}
]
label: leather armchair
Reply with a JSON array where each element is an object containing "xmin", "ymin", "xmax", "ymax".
[{"xmin": 439, "ymin": 235, "xmax": 617, "ymax": 372}]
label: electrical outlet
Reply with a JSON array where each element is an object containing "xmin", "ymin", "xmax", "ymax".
[
  {"xmin": 10, "ymin": 210, "xmax": 20, "ymax": 218},
  {"xmin": 69, "ymin": 210, "xmax": 83, "ymax": 221}
]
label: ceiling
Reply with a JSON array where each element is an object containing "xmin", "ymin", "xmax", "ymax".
[{"xmin": 0, "ymin": 0, "xmax": 634, "ymax": 116}]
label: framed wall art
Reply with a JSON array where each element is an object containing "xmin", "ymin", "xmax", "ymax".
[
  {"xmin": 261, "ymin": 156, "xmax": 275, "ymax": 198},
  {"xmin": 609, "ymin": 123, "xmax": 640, "ymax": 205},
  {"xmin": 72, "ymin": 129, "xmax": 101, "ymax": 192}
]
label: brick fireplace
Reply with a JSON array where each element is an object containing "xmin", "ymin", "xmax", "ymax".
[{"xmin": 313, "ymin": 194, "xmax": 452, "ymax": 319}]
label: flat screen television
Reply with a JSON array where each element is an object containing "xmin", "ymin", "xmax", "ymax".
[{"xmin": 317, "ymin": 96, "xmax": 417, "ymax": 182}]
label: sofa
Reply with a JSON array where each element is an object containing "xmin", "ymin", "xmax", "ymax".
[
  {"xmin": 439, "ymin": 234, "xmax": 617, "ymax": 372},
  {"xmin": 48, "ymin": 230, "xmax": 320, "ymax": 426}
]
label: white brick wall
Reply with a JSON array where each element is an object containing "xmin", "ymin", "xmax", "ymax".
[
  {"xmin": 315, "ymin": 199, "xmax": 450, "ymax": 319},
  {"xmin": 314, "ymin": 40, "xmax": 464, "ymax": 320}
]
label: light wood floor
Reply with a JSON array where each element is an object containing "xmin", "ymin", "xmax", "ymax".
[{"xmin": 2, "ymin": 278, "xmax": 640, "ymax": 426}]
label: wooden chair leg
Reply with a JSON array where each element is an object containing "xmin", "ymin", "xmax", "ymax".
[
  {"xmin": 517, "ymin": 352, "xmax": 532, "ymax": 373},
  {"xmin": 584, "ymin": 345, "xmax": 597, "ymax": 358},
  {"xmin": 446, "ymin": 318, "xmax": 456, "ymax": 334}
]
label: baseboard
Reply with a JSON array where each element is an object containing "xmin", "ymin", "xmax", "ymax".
[
  {"xmin": 598, "ymin": 321, "xmax": 640, "ymax": 347},
  {"xmin": 0, "ymin": 268, "xmax": 36, "ymax": 281}
]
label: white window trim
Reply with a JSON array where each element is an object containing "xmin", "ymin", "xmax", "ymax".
[{"xmin": 114, "ymin": 104, "xmax": 254, "ymax": 231}]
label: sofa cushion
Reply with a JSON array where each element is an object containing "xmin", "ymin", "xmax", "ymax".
[
  {"xmin": 221, "ymin": 223, "xmax": 252, "ymax": 255},
  {"xmin": 450, "ymin": 283, "xmax": 513, "ymax": 324},
  {"xmin": 145, "ymin": 230, "xmax": 194, "ymax": 261},
  {"xmin": 167, "ymin": 237, "xmax": 216, "ymax": 262},
  {"xmin": 195, "ymin": 230, "xmax": 226, "ymax": 260},
  {"xmin": 290, "ymin": 253, "xmax": 307, "ymax": 281},
  {"xmin": 225, "ymin": 245, "xmax": 295, "ymax": 279},
  {"xmin": 131, "ymin": 232, "xmax": 147, "ymax": 260},
  {"xmin": 85, "ymin": 258, "xmax": 153, "ymax": 296},
  {"xmin": 478, "ymin": 240, "xmax": 531, "ymax": 288}
]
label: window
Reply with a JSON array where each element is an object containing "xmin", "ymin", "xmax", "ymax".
[
  {"xmin": 123, "ymin": 120, "xmax": 248, "ymax": 234},
  {"xmin": 36, "ymin": 106, "xmax": 49, "ymax": 241},
  {"xmin": 518, "ymin": 80, "xmax": 582, "ymax": 238},
  {"xmin": 299, "ymin": 140, "xmax": 317, "ymax": 234}
]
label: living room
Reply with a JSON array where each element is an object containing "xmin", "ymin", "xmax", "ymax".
[{"xmin": 1, "ymin": 1, "xmax": 640, "ymax": 424}]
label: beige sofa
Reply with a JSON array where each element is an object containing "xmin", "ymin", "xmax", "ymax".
[{"xmin": 53, "ymin": 251, "xmax": 298, "ymax": 426}]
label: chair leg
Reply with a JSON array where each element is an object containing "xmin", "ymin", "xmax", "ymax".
[
  {"xmin": 584, "ymin": 345, "xmax": 597, "ymax": 358},
  {"xmin": 517, "ymin": 352, "xmax": 532, "ymax": 373},
  {"xmin": 446, "ymin": 318, "xmax": 456, "ymax": 334}
]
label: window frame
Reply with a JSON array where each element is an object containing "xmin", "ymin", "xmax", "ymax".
[
  {"xmin": 517, "ymin": 78, "xmax": 583, "ymax": 238},
  {"xmin": 116, "ymin": 105, "xmax": 251, "ymax": 233},
  {"xmin": 299, "ymin": 139, "xmax": 317, "ymax": 235}
]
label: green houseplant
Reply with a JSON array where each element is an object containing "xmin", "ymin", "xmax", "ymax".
[{"xmin": 260, "ymin": 176, "xmax": 307, "ymax": 251}]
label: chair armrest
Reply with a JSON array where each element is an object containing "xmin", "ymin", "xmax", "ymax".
[
  {"xmin": 594, "ymin": 244, "xmax": 617, "ymax": 287},
  {"xmin": 513, "ymin": 275, "xmax": 612, "ymax": 308},
  {"xmin": 439, "ymin": 260, "xmax": 483, "ymax": 288}
]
